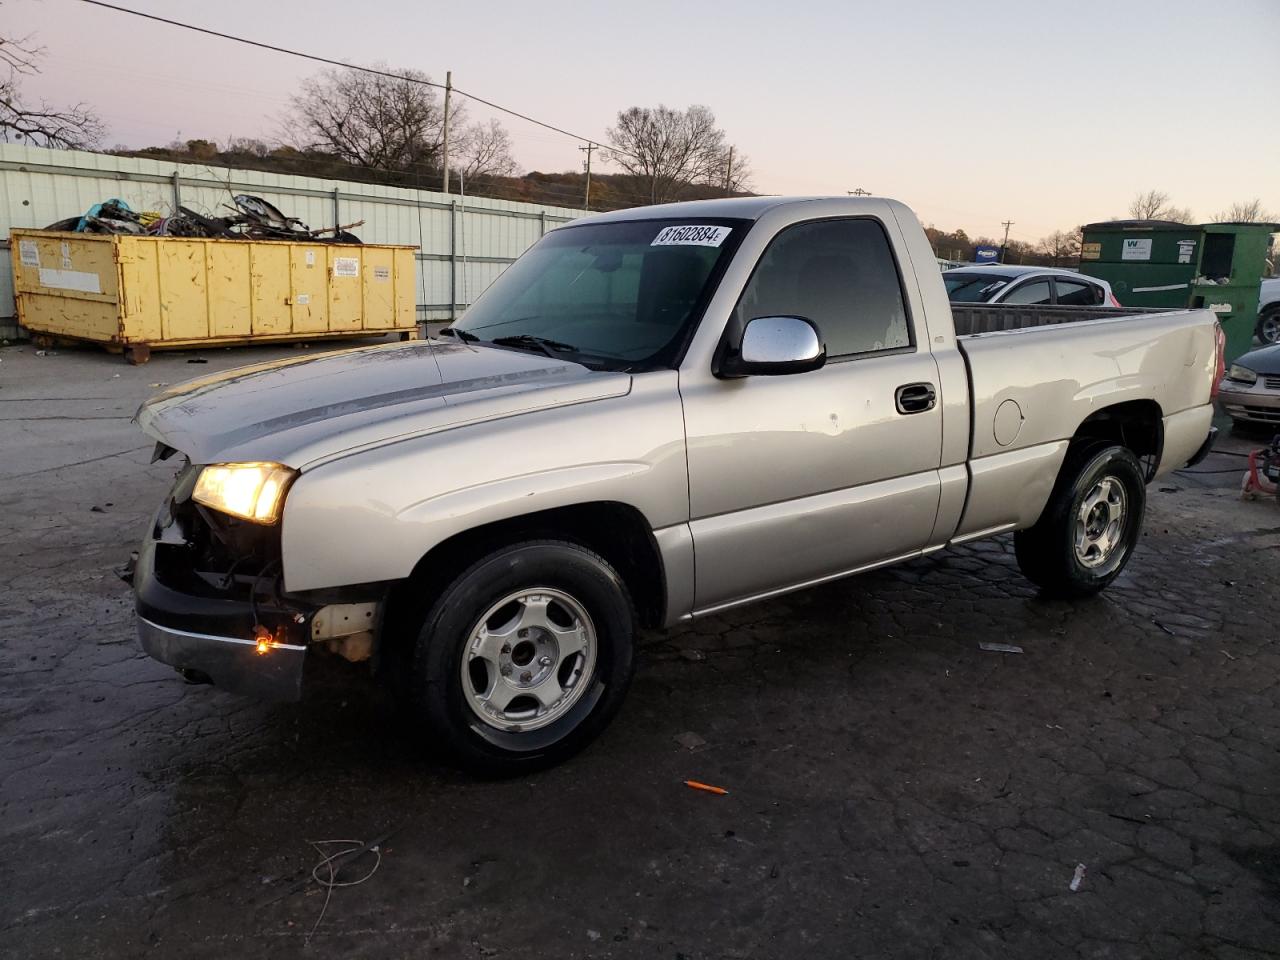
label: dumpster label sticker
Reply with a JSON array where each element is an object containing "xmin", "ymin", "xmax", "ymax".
[
  {"xmin": 305, "ymin": 251, "xmax": 316, "ymax": 267},
  {"xmin": 37, "ymin": 268, "xmax": 101, "ymax": 294},
  {"xmin": 1121, "ymin": 238, "xmax": 1153, "ymax": 261},
  {"xmin": 651, "ymin": 225, "xmax": 733, "ymax": 247},
  {"xmin": 373, "ymin": 266, "xmax": 390, "ymax": 281},
  {"xmin": 60, "ymin": 242, "xmax": 72, "ymax": 270},
  {"xmin": 18, "ymin": 239, "xmax": 39, "ymax": 267},
  {"xmin": 1081, "ymin": 242, "xmax": 1101, "ymax": 261},
  {"xmin": 333, "ymin": 257, "xmax": 360, "ymax": 277},
  {"xmin": 1177, "ymin": 240, "xmax": 1196, "ymax": 264},
  {"xmin": 295, "ymin": 293, "xmax": 310, "ymax": 306}
]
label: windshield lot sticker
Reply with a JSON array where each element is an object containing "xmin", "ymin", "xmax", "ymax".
[{"xmin": 651, "ymin": 225, "xmax": 732, "ymax": 247}]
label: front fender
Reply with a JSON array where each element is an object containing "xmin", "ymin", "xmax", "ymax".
[{"xmin": 279, "ymin": 373, "xmax": 689, "ymax": 592}]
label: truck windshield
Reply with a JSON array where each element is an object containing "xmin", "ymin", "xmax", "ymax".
[
  {"xmin": 450, "ymin": 218, "xmax": 747, "ymax": 370},
  {"xmin": 944, "ymin": 273, "xmax": 1011, "ymax": 303}
]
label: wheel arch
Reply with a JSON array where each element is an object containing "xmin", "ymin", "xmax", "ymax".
[
  {"xmin": 1068, "ymin": 399, "xmax": 1164, "ymax": 482},
  {"xmin": 382, "ymin": 500, "xmax": 668, "ymax": 656}
]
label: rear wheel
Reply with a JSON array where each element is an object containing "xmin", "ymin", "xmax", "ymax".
[
  {"xmin": 1014, "ymin": 445, "xmax": 1145, "ymax": 598},
  {"xmin": 1257, "ymin": 310, "xmax": 1280, "ymax": 346},
  {"xmin": 407, "ymin": 540, "xmax": 635, "ymax": 776}
]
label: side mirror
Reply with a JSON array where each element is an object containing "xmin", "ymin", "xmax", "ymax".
[{"xmin": 717, "ymin": 316, "xmax": 826, "ymax": 378}]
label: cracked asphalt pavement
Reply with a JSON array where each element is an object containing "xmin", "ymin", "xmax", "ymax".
[{"xmin": 1, "ymin": 340, "xmax": 1278, "ymax": 959}]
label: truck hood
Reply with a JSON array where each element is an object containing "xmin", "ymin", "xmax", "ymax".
[{"xmin": 136, "ymin": 339, "xmax": 632, "ymax": 468}]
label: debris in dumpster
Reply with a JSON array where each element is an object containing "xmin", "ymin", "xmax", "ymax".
[
  {"xmin": 684, "ymin": 780, "xmax": 729, "ymax": 796},
  {"xmin": 42, "ymin": 194, "xmax": 364, "ymax": 244},
  {"xmin": 1069, "ymin": 863, "xmax": 1087, "ymax": 892},
  {"xmin": 979, "ymin": 642, "xmax": 1023, "ymax": 654}
]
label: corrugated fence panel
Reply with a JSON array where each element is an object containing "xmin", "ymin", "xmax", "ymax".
[{"xmin": 0, "ymin": 143, "xmax": 587, "ymax": 334}]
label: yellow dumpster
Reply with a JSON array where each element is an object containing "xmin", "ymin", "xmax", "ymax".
[{"xmin": 10, "ymin": 230, "xmax": 419, "ymax": 363}]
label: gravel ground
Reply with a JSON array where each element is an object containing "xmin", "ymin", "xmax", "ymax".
[{"xmin": 1, "ymin": 340, "xmax": 1277, "ymax": 960}]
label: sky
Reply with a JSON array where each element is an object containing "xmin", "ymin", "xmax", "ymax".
[{"xmin": 9, "ymin": 0, "xmax": 1280, "ymax": 244}]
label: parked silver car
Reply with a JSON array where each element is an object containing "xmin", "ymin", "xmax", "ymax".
[{"xmin": 1219, "ymin": 343, "xmax": 1280, "ymax": 427}]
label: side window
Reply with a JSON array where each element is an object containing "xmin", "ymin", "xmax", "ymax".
[
  {"xmin": 734, "ymin": 219, "xmax": 911, "ymax": 357},
  {"xmin": 1002, "ymin": 279, "xmax": 1053, "ymax": 305},
  {"xmin": 1055, "ymin": 279, "xmax": 1104, "ymax": 306}
]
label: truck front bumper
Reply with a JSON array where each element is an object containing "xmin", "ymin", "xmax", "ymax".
[{"xmin": 133, "ymin": 529, "xmax": 312, "ymax": 703}]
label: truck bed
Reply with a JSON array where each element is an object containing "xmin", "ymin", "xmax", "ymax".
[{"xmin": 951, "ymin": 303, "xmax": 1165, "ymax": 337}]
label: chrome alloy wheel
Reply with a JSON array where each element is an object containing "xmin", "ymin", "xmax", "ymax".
[
  {"xmin": 460, "ymin": 588, "xmax": 597, "ymax": 733},
  {"xmin": 1074, "ymin": 476, "xmax": 1127, "ymax": 568},
  {"xmin": 1260, "ymin": 314, "xmax": 1280, "ymax": 345}
]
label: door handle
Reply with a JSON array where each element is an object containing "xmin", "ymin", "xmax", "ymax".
[{"xmin": 895, "ymin": 382, "xmax": 937, "ymax": 414}]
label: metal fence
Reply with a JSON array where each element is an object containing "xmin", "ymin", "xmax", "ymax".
[{"xmin": 0, "ymin": 143, "xmax": 587, "ymax": 339}]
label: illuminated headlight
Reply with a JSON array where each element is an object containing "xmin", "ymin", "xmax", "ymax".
[
  {"xmin": 1227, "ymin": 364, "xmax": 1258, "ymax": 385},
  {"xmin": 192, "ymin": 462, "xmax": 296, "ymax": 524}
]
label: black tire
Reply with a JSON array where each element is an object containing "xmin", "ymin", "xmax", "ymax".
[
  {"xmin": 1014, "ymin": 445, "xmax": 1146, "ymax": 599},
  {"xmin": 407, "ymin": 540, "xmax": 635, "ymax": 776},
  {"xmin": 1256, "ymin": 310, "xmax": 1280, "ymax": 346}
]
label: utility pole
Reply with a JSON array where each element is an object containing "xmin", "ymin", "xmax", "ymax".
[
  {"xmin": 441, "ymin": 70, "xmax": 453, "ymax": 195},
  {"xmin": 1000, "ymin": 220, "xmax": 1014, "ymax": 263},
  {"xmin": 724, "ymin": 146, "xmax": 734, "ymax": 196},
  {"xmin": 579, "ymin": 142, "xmax": 595, "ymax": 210},
  {"xmin": 848, "ymin": 188, "xmax": 871, "ymax": 197}
]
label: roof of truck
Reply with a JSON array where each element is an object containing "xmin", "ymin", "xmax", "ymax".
[{"xmin": 572, "ymin": 196, "xmax": 836, "ymax": 225}]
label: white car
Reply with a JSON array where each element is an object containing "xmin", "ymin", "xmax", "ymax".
[
  {"xmin": 1257, "ymin": 277, "xmax": 1280, "ymax": 344},
  {"xmin": 944, "ymin": 265, "xmax": 1120, "ymax": 307}
]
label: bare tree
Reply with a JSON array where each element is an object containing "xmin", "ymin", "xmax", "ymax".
[
  {"xmin": 1038, "ymin": 228, "xmax": 1082, "ymax": 267},
  {"xmin": 1128, "ymin": 189, "xmax": 1193, "ymax": 223},
  {"xmin": 707, "ymin": 146, "xmax": 752, "ymax": 196},
  {"xmin": 455, "ymin": 119, "xmax": 520, "ymax": 183},
  {"xmin": 287, "ymin": 65, "xmax": 456, "ymax": 173},
  {"xmin": 606, "ymin": 105, "xmax": 746, "ymax": 203},
  {"xmin": 286, "ymin": 66, "xmax": 521, "ymax": 184},
  {"xmin": 0, "ymin": 20, "xmax": 105, "ymax": 149},
  {"xmin": 1211, "ymin": 198, "xmax": 1277, "ymax": 223}
]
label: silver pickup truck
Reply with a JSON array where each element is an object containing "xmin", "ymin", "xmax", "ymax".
[{"xmin": 132, "ymin": 197, "xmax": 1223, "ymax": 774}]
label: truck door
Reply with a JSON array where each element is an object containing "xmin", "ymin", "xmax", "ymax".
[{"xmin": 680, "ymin": 214, "xmax": 944, "ymax": 614}]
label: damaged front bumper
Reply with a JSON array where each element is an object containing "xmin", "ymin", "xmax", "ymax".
[
  {"xmin": 134, "ymin": 535, "xmax": 312, "ymax": 702},
  {"xmin": 133, "ymin": 465, "xmax": 383, "ymax": 702}
]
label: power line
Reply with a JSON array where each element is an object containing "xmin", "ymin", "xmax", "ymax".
[{"xmin": 74, "ymin": 0, "xmax": 631, "ymax": 159}]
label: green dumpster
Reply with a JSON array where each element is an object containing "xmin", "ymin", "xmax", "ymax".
[
  {"xmin": 1189, "ymin": 222, "xmax": 1279, "ymax": 363},
  {"xmin": 1078, "ymin": 220, "xmax": 1199, "ymax": 308},
  {"xmin": 1080, "ymin": 219, "xmax": 1279, "ymax": 362}
]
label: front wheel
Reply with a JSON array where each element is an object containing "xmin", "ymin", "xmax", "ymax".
[
  {"xmin": 1014, "ymin": 445, "xmax": 1146, "ymax": 598},
  {"xmin": 407, "ymin": 540, "xmax": 635, "ymax": 776}
]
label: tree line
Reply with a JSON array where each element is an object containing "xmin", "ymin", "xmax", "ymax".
[{"xmin": 926, "ymin": 191, "xmax": 1277, "ymax": 268}]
